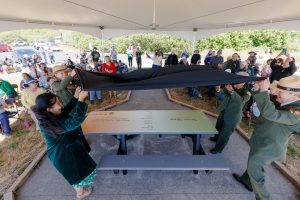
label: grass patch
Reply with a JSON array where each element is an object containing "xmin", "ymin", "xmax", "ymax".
[{"xmin": 288, "ymin": 145, "xmax": 300, "ymax": 158}]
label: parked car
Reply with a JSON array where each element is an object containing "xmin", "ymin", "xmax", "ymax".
[
  {"xmin": 0, "ymin": 44, "xmax": 12, "ymax": 52},
  {"xmin": 48, "ymin": 43, "xmax": 62, "ymax": 51},
  {"xmin": 12, "ymin": 47, "xmax": 37, "ymax": 63},
  {"xmin": 34, "ymin": 39, "xmax": 48, "ymax": 48},
  {"xmin": 11, "ymin": 40, "xmax": 27, "ymax": 46}
]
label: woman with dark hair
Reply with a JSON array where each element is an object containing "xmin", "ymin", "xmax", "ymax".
[
  {"xmin": 270, "ymin": 51, "xmax": 297, "ymax": 83},
  {"xmin": 32, "ymin": 87, "xmax": 96, "ymax": 200}
]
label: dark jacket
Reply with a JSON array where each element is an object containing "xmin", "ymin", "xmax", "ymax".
[
  {"xmin": 191, "ymin": 54, "xmax": 201, "ymax": 64},
  {"xmin": 224, "ymin": 59, "xmax": 240, "ymax": 73},
  {"xmin": 40, "ymin": 97, "xmax": 96, "ymax": 185},
  {"xmin": 204, "ymin": 53, "xmax": 213, "ymax": 65},
  {"xmin": 165, "ymin": 54, "xmax": 178, "ymax": 66},
  {"xmin": 270, "ymin": 59, "xmax": 297, "ymax": 83},
  {"xmin": 91, "ymin": 51, "xmax": 100, "ymax": 62}
]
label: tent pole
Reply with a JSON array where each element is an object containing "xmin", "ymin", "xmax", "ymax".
[
  {"xmin": 192, "ymin": 28, "xmax": 197, "ymax": 50},
  {"xmin": 100, "ymin": 26, "xmax": 104, "ymax": 62}
]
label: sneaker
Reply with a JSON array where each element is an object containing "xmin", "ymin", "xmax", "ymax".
[{"xmin": 98, "ymin": 99, "xmax": 103, "ymax": 104}]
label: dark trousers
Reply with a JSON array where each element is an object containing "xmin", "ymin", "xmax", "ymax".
[
  {"xmin": 152, "ymin": 64, "xmax": 161, "ymax": 71},
  {"xmin": 246, "ymin": 96, "xmax": 254, "ymax": 112},
  {"xmin": 187, "ymin": 87, "xmax": 200, "ymax": 97},
  {"xmin": 7, "ymin": 93, "xmax": 16, "ymax": 99},
  {"xmin": 0, "ymin": 111, "xmax": 11, "ymax": 134},
  {"xmin": 128, "ymin": 57, "xmax": 132, "ymax": 67},
  {"xmin": 137, "ymin": 58, "xmax": 142, "ymax": 69}
]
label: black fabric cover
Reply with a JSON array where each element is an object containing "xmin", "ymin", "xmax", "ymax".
[{"xmin": 75, "ymin": 65, "xmax": 264, "ymax": 91}]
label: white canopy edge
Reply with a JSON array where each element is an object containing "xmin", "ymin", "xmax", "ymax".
[{"xmin": 1, "ymin": 18, "xmax": 300, "ymax": 41}]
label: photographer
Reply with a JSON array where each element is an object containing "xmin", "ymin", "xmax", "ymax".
[{"xmin": 269, "ymin": 49, "xmax": 296, "ymax": 83}]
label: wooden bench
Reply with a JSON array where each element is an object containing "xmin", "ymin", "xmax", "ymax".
[{"xmin": 98, "ymin": 155, "xmax": 229, "ymax": 171}]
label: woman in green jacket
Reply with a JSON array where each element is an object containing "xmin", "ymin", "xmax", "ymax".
[
  {"xmin": 0, "ymin": 79, "xmax": 17, "ymax": 98},
  {"xmin": 33, "ymin": 87, "xmax": 96, "ymax": 200}
]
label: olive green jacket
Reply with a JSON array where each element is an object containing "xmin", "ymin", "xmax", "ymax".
[
  {"xmin": 250, "ymin": 91, "xmax": 300, "ymax": 162},
  {"xmin": 218, "ymin": 88, "xmax": 251, "ymax": 126},
  {"xmin": 50, "ymin": 75, "xmax": 73, "ymax": 106}
]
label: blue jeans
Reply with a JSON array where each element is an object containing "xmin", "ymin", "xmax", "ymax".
[
  {"xmin": 152, "ymin": 64, "xmax": 161, "ymax": 71},
  {"xmin": 0, "ymin": 111, "xmax": 11, "ymax": 134},
  {"xmin": 208, "ymin": 85, "xmax": 215, "ymax": 97},
  {"xmin": 216, "ymin": 92, "xmax": 225, "ymax": 101},
  {"xmin": 187, "ymin": 87, "xmax": 201, "ymax": 97},
  {"xmin": 89, "ymin": 91, "xmax": 102, "ymax": 101}
]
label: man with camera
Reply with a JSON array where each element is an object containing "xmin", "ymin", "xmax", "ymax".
[{"xmin": 269, "ymin": 48, "xmax": 297, "ymax": 83}]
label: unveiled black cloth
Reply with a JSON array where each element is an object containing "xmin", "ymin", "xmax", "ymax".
[{"xmin": 75, "ymin": 65, "xmax": 264, "ymax": 91}]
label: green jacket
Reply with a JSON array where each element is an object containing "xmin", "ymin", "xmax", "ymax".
[
  {"xmin": 218, "ymin": 88, "xmax": 251, "ymax": 126},
  {"xmin": 40, "ymin": 98, "xmax": 96, "ymax": 185},
  {"xmin": 250, "ymin": 91, "xmax": 300, "ymax": 162},
  {"xmin": 0, "ymin": 80, "xmax": 17, "ymax": 97},
  {"xmin": 50, "ymin": 75, "xmax": 73, "ymax": 106}
]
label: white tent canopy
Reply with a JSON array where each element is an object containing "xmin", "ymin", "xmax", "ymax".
[{"xmin": 0, "ymin": 0, "xmax": 300, "ymax": 40}]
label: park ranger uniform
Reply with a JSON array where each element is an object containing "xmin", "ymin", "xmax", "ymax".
[
  {"xmin": 236, "ymin": 91, "xmax": 300, "ymax": 200},
  {"xmin": 50, "ymin": 75, "xmax": 73, "ymax": 106},
  {"xmin": 211, "ymin": 87, "xmax": 251, "ymax": 153}
]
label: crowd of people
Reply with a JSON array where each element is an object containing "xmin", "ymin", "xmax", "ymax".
[
  {"xmin": 0, "ymin": 46, "xmax": 133, "ymax": 137},
  {"xmin": 0, "ymin": 44, "xmax": 299, "ymax": 199}
]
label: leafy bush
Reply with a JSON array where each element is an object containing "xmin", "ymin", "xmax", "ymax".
[
  {"xmin": 196, "ymin": 30, "xmax": 298, "ymax": 51},
  {"xmin": 0, "ymin": 29, "xmax": 300, "ymax": 53}
]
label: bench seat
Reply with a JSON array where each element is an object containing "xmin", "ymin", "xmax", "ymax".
[{"xmin": 98, "ymin": 155, "xmax": 229, "ymax": 171}]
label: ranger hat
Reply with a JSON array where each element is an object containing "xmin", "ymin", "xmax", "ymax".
[
  {"xmin": 52, "ymin": 64, "xmax": 67, "ymax": 73},
  {"xmin": 270, "ymin": 75, "xmax": 300, "ymax": 94},
  {"xmin": 236, "ymin": 71, "xmax": 250, "ymax": 77},
  {"xmin": 248, "ymin": 51, "xmax": 257, "ymax": 55}
]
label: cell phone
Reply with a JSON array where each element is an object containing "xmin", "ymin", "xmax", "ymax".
[{"xmin": 282, "ymin": 48, "xmax": 287, "ymax": 55}]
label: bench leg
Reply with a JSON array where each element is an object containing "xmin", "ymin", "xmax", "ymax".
[
  {"xmin": 117, "ymin": 135, "xmax": 127, "ymax": 175},
  {"xmin": 193, "ymin": 134, "xmax": 205, "ymax": 155}
]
